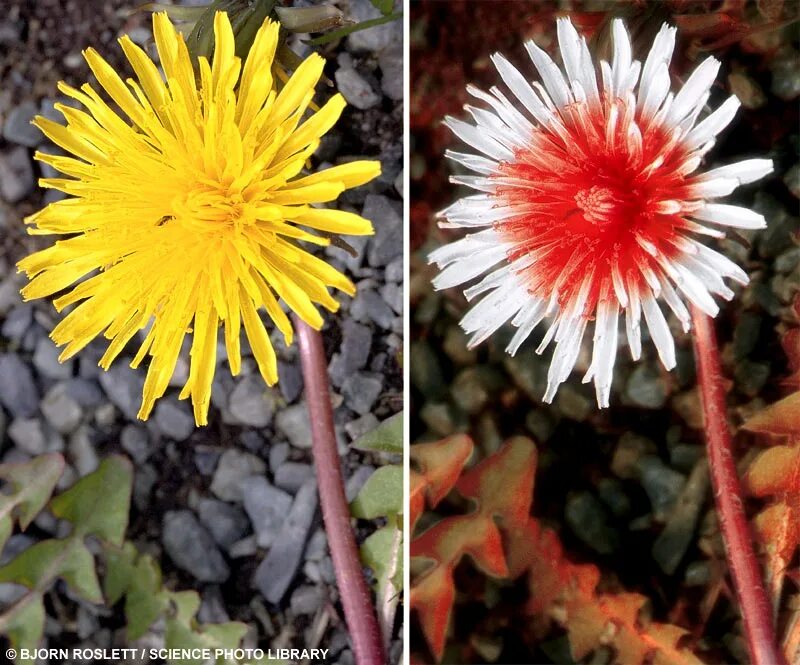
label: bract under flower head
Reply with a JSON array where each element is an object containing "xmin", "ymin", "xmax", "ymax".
[
  {"xmin": 18, "ymin": 11, "xmax": 380, "ymax": 425},
  {"xmin": 430, "ymin": 18, "xmax": 773, "ymax": 408}
]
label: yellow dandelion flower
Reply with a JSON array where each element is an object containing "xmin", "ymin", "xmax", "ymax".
[{"xmin": 17, "ymin": 11, "xmax": 380, "ymax": 426}]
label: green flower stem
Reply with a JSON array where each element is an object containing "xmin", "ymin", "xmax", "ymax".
[
  {"xmin": 691, "ymin": 308, "xmax": 785, "ymax": 665},
  {"xmin": 294, "ymin": 316, "xmax": 386, "ymax": 665}
]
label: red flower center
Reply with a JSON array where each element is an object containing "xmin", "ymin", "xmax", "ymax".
[{"xmin": 497, "ymin": 101, "xmax": 692, "ymax": 316}]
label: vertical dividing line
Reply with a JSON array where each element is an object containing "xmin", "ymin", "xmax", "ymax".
[
  {"xmin": 691, "ymin": 307, "xmax": 785, "ymax": 665},
  {"xmin": 294, "ymin": 316, "xmax": 386, "ymax": 665}
]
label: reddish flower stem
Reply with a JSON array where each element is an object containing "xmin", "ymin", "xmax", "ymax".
[
  {"xmin": 690, "ymin": 308, "xmax": 785, "ymax": 665},
  {"xmin": 294, "ymin": 316, "xmax": 386, "ymax": 665}
]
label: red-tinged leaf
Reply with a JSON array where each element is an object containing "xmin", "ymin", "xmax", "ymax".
[
  {"xmin": 410, "ymin": 565, "xmax": 455, "ymax": 660},
  {"xmin": 410, "ymin": 471, "xmax": 427, "ymax": 532},
  {"xmin": 752, "ymin": 503, "xmax": 800, "ymax": 605},
  {"xmin": 412, "ymin": 514, "xmax": 508, "ymax": 579},
  {"xmin": 455, "ymin": 436, "xmax": 537, "ymax": 527},
  {"xmin": 411, "ymin": 434, "xmax": 474, "ymax": 508},
  {"xmin": 742, "ymin": 392, "xmax": 800, "ymax": 438},
  {"xmin": 743, "ymin": 445, "xmax": 800, "ymax": 496}
]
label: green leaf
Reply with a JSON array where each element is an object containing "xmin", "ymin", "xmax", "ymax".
[
  {"xmin": 352, "ymin": 412, "xmax": 404, "ymax": 454},
  {"xmin": 369, "ymin": 0, "xmax": 394, "ymax": 15},
  {"xmin": 126, "ymin": 555, "xmax": 167, "ymax": 640},
  {"xmin": 0, "ymin": 539, "xmax": 102, "ymax": 603},
  {"xmin": 0, "ymin": 454, "xmax": 64, "ymax": 545},
  {"xmin": 0, "ymin": 592, "xmax": 45, "ymax": 662},
  {"xmin": 164, "ymin": 591, "xmax": 249, "ymax": 664},
  {"xmin": 350, "ymin": 465, "xmax": 403, "ymax": 519},
  {"xmin": 49, "ymin": 455, "xmax": 132, "ymax": 544},
  {"xmin": 361, "ymin": 524, "xmax": 403, "ymax": 592},
  {"xmin": 103, "ymin": 542, "xmax": 138, "ymax": 606}
]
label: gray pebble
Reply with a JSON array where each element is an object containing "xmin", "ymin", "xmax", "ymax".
[
  {"xmin": 274, "ymin": 462, "xmax": 314, "ymax": 494},
  {"xmin": 1, "ymin": 304, "xmax": 32, "ymax": 341},
  {"xmin": 0, "ymin": 146, "xmax": 36, "ymax": 203},
  {"xmin": 8, "ymin": 417, "xmax": 47, "ymax": 455},
  {"xmin": 379, "ymin": 44, "xmax": 403, "ymax": 101},
  {"xmin": 226, "ymin": 375, "xmax": 275, "ymax": 427},
  {"xmin": 624, "ymin": 365, "xmax": 667, "ymax": 408},
  {"xmin": 210, "ymin": 448, "xmax": 267, "ymax": 503},
  {"xmin": 98, "ymin": 362, "xmax": 144, "ymax": 421},
  {"xmin": 197, "ymin": 498, "xmax": 250, "ymax": 550},
  {"xmin": 347, "ymin": 0, "xmax": 400, "ymax": 52},
  {"xmin": 162, "ymin": 510, "xmax": 230, "ymax": 583},
  {"xmin": 3, "ymin": 101, "xmax": 41, "ymax": 147},
  {"xmin": 345, "ymin": 465, "xmax": 375, "ymax": 503},
  {"xmin": 253, "ymin": 479, "xmax": 318, "ymax": 604},
  {"xmin": 329, "ymin": 320, "xmax": 372, "ymax": 387},
  {"xmin": 154, "ymin": 399, "xmax": 194, "ymax": 441},
  {"xmin": 69, "ymin": 425, "xmax": 99, "ymax": 476},
  {"xmin": 120, "ymin": 425, "xmax": 151, "ymax": 463},
  {"xmin": 242, "ymin": 476, "xmax": 293, "ymax": 548},
  {"xmin": 0, "ymin": 353, "xmax": 39, "ymax": 418},
  {"xmin": 565, "ymin": 491, "xmax": 619, "ymax": 555},
  {"xmin": 638, "ymin": 455, "xmax": 687, "ymax": 520},
  {"xmin": 344, "ymin": 413, "xmax": 379, "ymax": 440},
  {"xmin": 341, "ymin": 372, "xmax": 382, "ymax": 415},
  {"xmin": 41, "ymin": 383, "xmax": 83, "ymax": 434},
  {"xmin": 275, "ymin": 403, "xmax": 313, "ymax": 449},
  {"xmin": 33, "ymin": 338, "xmax": 74, "ymax": 380},
  {"xmin": 334, "ymin": 68, "xmax": 381, "ymax": 110},
  {"xmin": 277, "ymin": 361, "xmax": 303, "ymax": 403},
  {"xmin": 268, "ymin": 441, "xmax": 290, "ymax": 475},
  {"xmin": 364, "ymin": 195, "xmax": 403, "ymax": 267},
  {"xmin": 290, "ymin": 586, "xmax": 325, "ymax": 616},
  {"xmin": 132, "ymin": 463, "xmax": 157, "ymax": 512},
  {"xmin": 351, "ymin": 290, "xmax": 394, "ymax": 329},
  {"xmin": 229, "ymin": 535, "xmax": 258, "ymax": 559}
]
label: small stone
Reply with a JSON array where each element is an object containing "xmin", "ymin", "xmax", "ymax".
[
  {"xmin": 162, "ymin": 510, "xmax": 230, "ymax": 583},
  {"xmin": 277, "ymin": 361, "xmax": 303, "ymax": 403},
  {"xmin": 268, "ymin": 441, "xmax": 290, "ymax": 475},
  {"xmin": 597, "ymin": 478, "xmax": 631, "ymax": 518},
  {"xmin": 197, "ymin": 498, "xmax": 250, "ymax": 550},
  {"xmin": 345, "ymin": 465, "xmax": 375, "ymax": 502},
  {"xmin": 351, "ymin": 289, "xmax": 395, "ymax": 329},
  {"xmin": 638, "ymin": 455, "xmax": 687, "ymax": 520},
  {"xmin": 555, "ymin": 384, "xmax": 593, "ymax": 421},
  {"xmin": 198, "ymin": 586, "xmax": 230, "ymax": 624},
  {"xmin": 379, "ymin": 43, "xmax": 403, "ymax": 101},
  {"xmin": 1, "ymin": 305, "xmax": 32, "ymax": 341},
  {"xmin": 33, "ymin": 338, "xmax": 74, "ymax": 380},
  {"xmin": 344, "ymin": 413, "xmax": 379, "ymax": 440},
  {"xmin": 0, "ymin": 353, "xmax": 39, "ymax": 418},
  {"xmin": 210, "ymin": 448, "xmax": 267, "ymax": 503},
  {"xmin": 242, "ymin": 476, "xmax": 293, "ymax": 548},
  {"xmin": 0, "ymin": 146, "xmax": 35, "ymax": 203},
  {"xmin": 784, "ymin": 163, "xmax": 800, "ymax": 199},
  {"xmin": 341, "ymin": 372, "xmax": 383, "ymax": 415},
  {"xmin": 451, "ymin": 368, "xmax": 491, "ymax": 415},
  {"xmin": 253, "ymin": 480, "xmax": 318, "ymax": 604},
  {"xmin": 728, "ymin": 71, "xmax": 767, "ymax": 109},
  {"xmin": 274, "ymin": 462, "xmax": 314, "ymax": 494},
  {"xmin": 275, "ymin": 403, "xmax": 313, "ymax": 449},
  {"xmin": 364, "ymin": 195, "xmax": 403, "ymax": 267},
  {"xmin": 69, "ymin": 426, "xmax": 99, "ymax": 476},
  {"xmin": 99, "ymin": 362, "xmax": 144, "ymax": 421},
  {"xmin": 771, "ymin": 48, "xmax": 800, "ymax": 100},
  {"xmin": 8, "ymin": 418, "xmax": 47, "ymax": 455},
  {"xmin": 524, "ymin": 409, "xmax": 556, "ymax": 443},
  {"xmin": 41, "ymin": 383, "xmax": 83, "ymax": 434},
  {"xmin": 334, "ymin": 68, "xmax": 381, "ymax": 110},
  {"xmin": 290, "ymin": 586, "xmax": 325, "ymax": 616},
  {"xmin": 669, "ymin": 444, "xmax": 705, "ymax": 473},
  {"xmin": 3, "ymin": 101, "xmax": 41, "ymax": 147},
  {"xmin": 652, "ymin": 460, "xmax": 709, "ymax": 575},
  {"xmin": 625, "ymin": 365, "xmax": 667, "ymax": 408},
  {"xmin": 565, "ymin": 492, "xmax": 619, "ymax": 555},
  {"xmin": 611, "ymin": 433, "xmax": 657, "ymax": 479},
  {"xmin": 154, "ymin": 399, "xmax": 194, "ymax": 441},
  {"xmin": 347, "ymin": 0, "xmax": 399, "ymax": 51},
  {"xmin": 121, "ymin": 425, "xmax": 151, "ymax": 463},
  {"xmin": 226, "ymin": 375, "xmax": 276, "ymax": 427},
  {"xmin": 379, "ymin": 282, "xmax": 403, "ymax": 316},
  {"xmin": 229, "ymin": 535, "xmax": 258, "ymax": 558},
  {"xmin": 194, "ymin": 445, "xmax": 222, "ymax": 476},
  {"xmin": 329, "ymin": 320, "xmax": 373, "ymax": 387}
]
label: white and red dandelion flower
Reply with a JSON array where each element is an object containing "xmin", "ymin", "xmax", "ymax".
[{"xmin": 429, "ymin": 18, "xmax": 773, "ymax": 408}]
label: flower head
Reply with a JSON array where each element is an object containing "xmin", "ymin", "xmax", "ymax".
[
  {"xmin": 18, "ymin": 12, "xmax": 380, "ymax": 425},
  {"xmin": 430, "ymin": 18, "xmax": 772, "ymax": 408}
]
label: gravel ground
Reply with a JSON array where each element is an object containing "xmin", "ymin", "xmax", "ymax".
[{"xmin": 0, "ymin": 1, "xmax": 403, "ymax": 663}]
